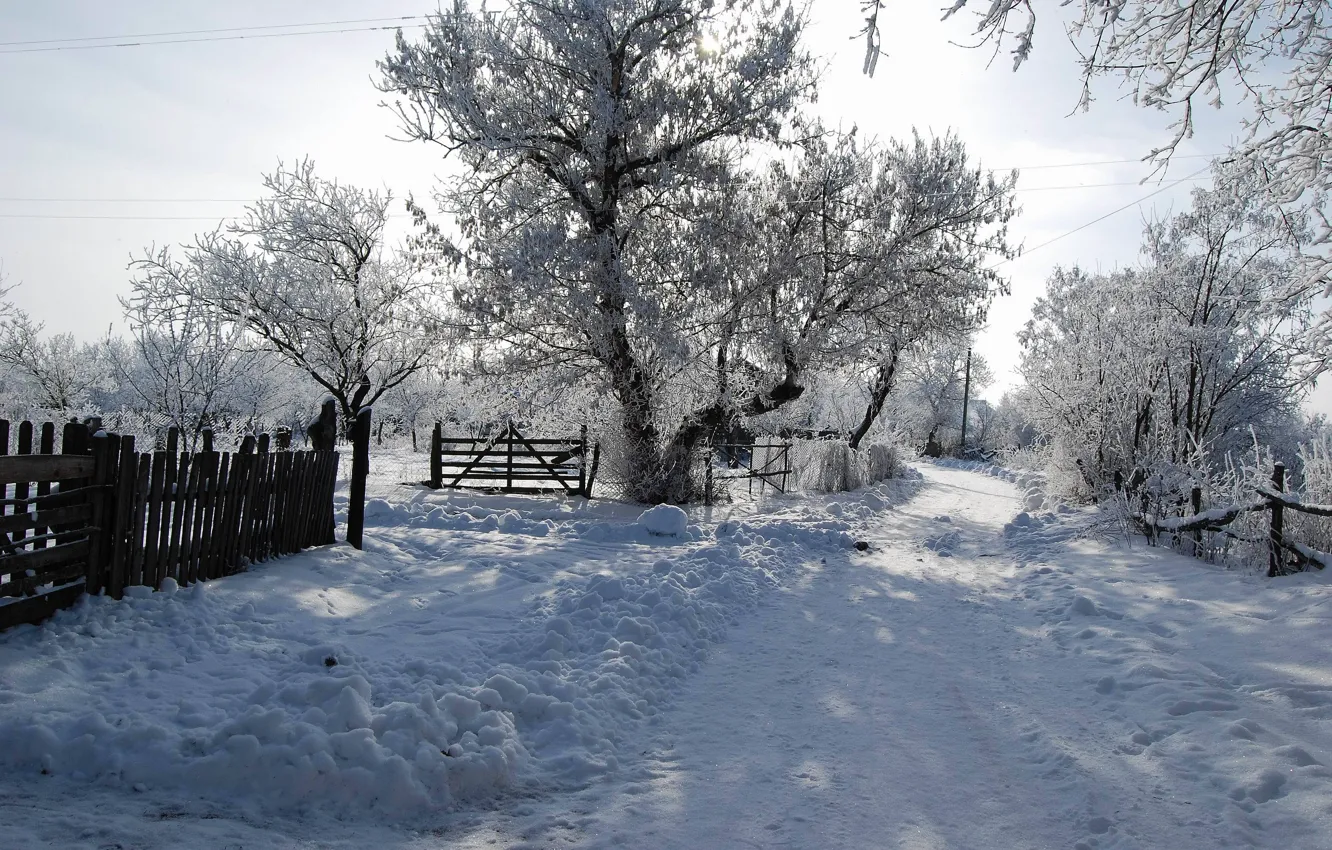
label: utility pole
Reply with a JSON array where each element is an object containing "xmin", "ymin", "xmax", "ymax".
[{"xmin": 958, "ymin": 348, "xmax": 972, "ymax": 457}]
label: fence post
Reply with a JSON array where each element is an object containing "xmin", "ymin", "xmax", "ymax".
[
  {"xmin": 1190, "ymin": 485, "xmax": 1203, "ymax": 557},
  {"xmin": 705, "ymin": 455, "xmax": 714, "ymax": 507},
  {"xmin": 85, "ymin": 431, "xmax": 116, "ymax": 595},
  {"xmin": 430, "ymin": 422, "xmax": 443, "ymax": 489},
  {"xmin": 1269, "ymin": 462, "xmax": 1286, "ymax": 578},
  {"xmin": 577, "ymin": 425, "xmax": 589, "ymax": 496},
  {"xmin": 275, "ymin": 428, "xmax": 291, "ymax": 451},
  {"xmin": 347, "ymin": 407, "xmax": 371, "ymax": 550},
  {"xmin": 587, "ymin": 442, "xmax": 600, "ymax": 499},
  {"xmin": 201, "ymin": 428, "xmax": 214, "ymax": 454},
  {"xmin": 506, "ymin": 422, "xmax": 514, "ymax": 492}
]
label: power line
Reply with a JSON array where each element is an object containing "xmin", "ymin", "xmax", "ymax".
[
  {"xmin": 0, "ymin": 175, "xmax": 1212, "ymax": 208},
  {"xmin": 996, "ymin": 164, "xmax": 1214, "ymax": 266},
  {"xmin": 0, "ymin": 15, "xmax": 427, "ymax": 48},
  {"xmin": 0, "ymin": 22, "xmax": 428, "ymax": 55}
]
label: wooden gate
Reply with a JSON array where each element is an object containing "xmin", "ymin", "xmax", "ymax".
[
  {"xmin": 428, "ymin": 421, "xmax": 598, "ymax": 496},
  {"xmin": 707, "ymin": 441, "xmax": 792, "ymax": 503}
]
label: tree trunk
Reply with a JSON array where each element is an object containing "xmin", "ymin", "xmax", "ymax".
[{"xmin": 848, "ymin": 346, "xmax": 900, "ymax": 450}]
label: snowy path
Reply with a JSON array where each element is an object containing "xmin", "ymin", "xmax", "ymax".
[
  {"xmin": 493, "ymin": 464, "xmax": 1332, "ymax": 849},
  {"xmin": 6, "ymin": 464, "xmax": 1332, "ymax": 848}
]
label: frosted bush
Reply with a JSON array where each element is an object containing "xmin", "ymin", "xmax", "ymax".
[{"xmin": 794, "ymin": 439, "xmax": 903, "ymax": 494}]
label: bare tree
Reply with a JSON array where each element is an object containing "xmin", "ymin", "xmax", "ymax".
[
  {"xmin": 109, "ymin": 294, "xmax": 277, "ymax": 449},
  {"xmin": 129, "ymin": 160, "xmax": 450, "ymax": 433},
  {"xmin": 0, "ymin": 311, "xmax": 109, "ymax": 413}
]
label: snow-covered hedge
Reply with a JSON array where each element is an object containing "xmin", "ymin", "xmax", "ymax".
[{"xmin": 794, "ymin": 439, "xmax": 905, "ymax": 493}]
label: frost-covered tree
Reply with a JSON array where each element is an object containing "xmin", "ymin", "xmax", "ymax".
[
  {"xmin": 382, "ymin": 2, "xmax": 1013, "ymax": 501},
  {"xmin": 108, "ymin": 295, "xmax": 279, "ymax": 448},
  {"xmin": 1019, "ymin": 172, "xmax": 1320, "ymax": 492},
  {"xmin": 128, "ymin": 160, "xmax": 450, "ymax": 432},
  {"xmin": 885, "ymin": 2, "xmax": 1332, "ymax": 248},
  {"xmin": 886, "ymin": 341, "xmax": 993, "ymax": 453},
  {"xmin": 0, "ymin": 312, "xmax": 110, "ymax": 414},
  {"xmin": 730, "ymin": 131, "xmax": 1014, "ymax": 453}
]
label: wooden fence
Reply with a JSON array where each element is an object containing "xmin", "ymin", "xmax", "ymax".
[
  {"xmin": 0, "ymin": 421, "xmax": 338, "ymax": 630},
  {"xmin": 428, "ymin": 421, "xmax": 598, "ymax": 497},
  {"xmin": 1133, "ymin": 462, "xmax": 1332, "ymax": 577}
]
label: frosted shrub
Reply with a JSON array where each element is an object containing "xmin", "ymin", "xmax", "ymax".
[
  {"xmin": 795, "ymin": 439, "xmax": 902, "ymax": 494},
  {"xmin": 1290, "ymin": 437, "xmax": 1332, "ymax": 555}
]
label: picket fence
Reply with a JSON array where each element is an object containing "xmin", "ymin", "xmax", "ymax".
[{"xmin": 0, "ymin": 421, "xmax": 338, "ymax": 630}]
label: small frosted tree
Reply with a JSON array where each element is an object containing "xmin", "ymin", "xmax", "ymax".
[
  {"xmin": 129, "ymin": 160, "xmax": 450, "ymax": 432},
  {"xmin": 0, "ymin": 312, "xmax": 110, "ymax": 414}
]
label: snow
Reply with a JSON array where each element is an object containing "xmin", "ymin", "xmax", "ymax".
[
  {"xmin": 3, "ymin": 463, "xmax": 1331, "ymax": 848},
  {"xmin": 636, "ymin": 504, "xmax": 689, "ymax": 536}
]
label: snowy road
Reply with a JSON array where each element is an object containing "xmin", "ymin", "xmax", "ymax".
[
  {"xmin": 490, "ymin": 464, "xmax": 1332, "ymax": 849},
  {"xmin": 6, "ymin": 464, "xmax": 1332, "ymax": 848}
]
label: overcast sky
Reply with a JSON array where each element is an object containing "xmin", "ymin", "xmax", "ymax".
[{"xmin": 2, "ymin": 1, "xmax": 1326, "ymax": 413}]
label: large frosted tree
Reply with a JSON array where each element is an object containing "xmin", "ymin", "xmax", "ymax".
[{"xmin": 381, "ymin": 1, "xmax": 1014, "ymax": 501}]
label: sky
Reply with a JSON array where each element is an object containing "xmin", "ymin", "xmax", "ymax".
[{"xmin": 1, "ymin": 1, "xmax": 1326, "ymax": 414}]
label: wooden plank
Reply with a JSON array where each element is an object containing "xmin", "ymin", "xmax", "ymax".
[
  {"xmin": 292, "ymin": 453, "xmax": 314, "ymax": 550},
  {"xmin": 0, "ymin": 504, "xmax": 91, "ymax": 535},
  {"xmin": 439, "ymin": 436, "xmax": 579, "ymax": 446},
  {"xmin": 142, "ymin": 452, "xmax": 167, "ymax": 588},
  {"xmin": 163, "ymin": 453, "xmax": 189, "ymax": 585},
  {"xmin": 85, "ymin": 433, "xmax": 117, "ymax": 596},
  {"xmin": 248, "ymin": 452, "xmax": 271, "ymax": 562},
  {"xmin": 444, "ymin": 471, "xmax": 582, "ymax": 481},
  {"xmin": 254, "ymin": 452, "xmax": 276, "ymax": 561},
  {"xmin": 0, "ymin": 583, "xmax": 85, "ymax": 631},
  {"xmin": 326, "ymin": 452, "xmax": 340, "ymax": 543},
  {"xmin": 240, "ymin": 453, "xmax": 260, "ymax": 565},
  {"xmin": 202, "ymin": 454, "xmax": 230, "ymax": 580},
  {"xmin": 35, "ymin": 423, "xmax": 55, "ymax": 548},
  {"xmin": 211, "ymin": 453, "xmax": 239, "ymax": 577},
  {"xmin": 168, "ymin": 454, "xmax": 196, "ymax": 585},
  {"xmin": 0, "ymin": 420, "xmax": 9, "ymax": 556},
  {"xmin": 187, "ymin": 452, "xmax": 216, "ymax": 584},
  {"xmin": 282, "ymin": 453, "xmax": 303, "ymax": 553},
  {"xmin": 0, "ymin": 560, "xmax": 88, "ymax": 599},
  {"xmin": 224, "ymin": 453, "xmax": 253, "ymax": 575},
  {"xmin": 270, "ymin": 452, "xmax": 290, "ymax": 556},
  {"xmin": 108, "ymin": 435, "xmax": 137, "ymax": 599},
  {"xmin": 154, "ymin": 451, "xmax": 179, "ymax": 585},
  {"xmin": 0, "ymin": 539, "xmax": 91, "ymax": 587},
  {"xmin": 0, "ymin": 454, "xmax": 95, "ymax": 486},
  {"xmin": 13, "ymin": 422, "xmax": 32, "ymax": 552},
  {"xmin": 300, "ymin": 452, "xmax": 320, "ymax": 549},
  {"xmin": 126, "ymin": 454, "xmax": 151, "ymax": 588},
  {"xmin": 439, "ymin": 463, "xmax": 580, "ymax": 476}
]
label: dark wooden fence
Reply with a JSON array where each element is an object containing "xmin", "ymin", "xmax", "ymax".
[
  {"xmin": 1133, "ymin": 462, "xmax": 1332, "ymax": 577},
  {"xmin": 428, "ymin": 421, "xmax": 598, "ymax": 497},
  {"xmin": 0, "ymin": 421, "xmax": 338, "ymax": 630}
]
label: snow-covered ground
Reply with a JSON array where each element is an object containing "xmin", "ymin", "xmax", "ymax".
[{"xmin": 3, "ymin": 463, "xmax": 1331, "ymax": 848}]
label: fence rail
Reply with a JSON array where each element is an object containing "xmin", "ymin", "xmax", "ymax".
[
  {"xmin": 0, "ymin": 420, "xmax": 338, "ymax": 630},
  {"xmin": 1132, "ymin": 462, "xmax": 1330, "ymax": 577}
]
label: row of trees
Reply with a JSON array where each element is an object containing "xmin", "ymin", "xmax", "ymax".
[
  {"xmin": 2, "ymin": 2, "xmax": 1014, "ymax": 499},
  {"xmin": 1014, "ymin": 166, "xmax": 1323, "ymax": 498}
]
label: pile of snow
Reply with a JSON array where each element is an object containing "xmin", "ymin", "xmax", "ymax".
[
  {"xmin": 637, "ymin": 504, "xmax": 689, "ymax": 536},
  {"xmin": 0, "ymin": 479, "xmax": 902, "ymax": 817}
]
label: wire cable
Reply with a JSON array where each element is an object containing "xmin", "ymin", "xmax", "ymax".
[
  {"xmin": 0, "ymin": 21, "xmax": 427, "ymax": 55},
  {"xmin": 0, "ymin": 15, "xmax": 427, "ymax": 48}
]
